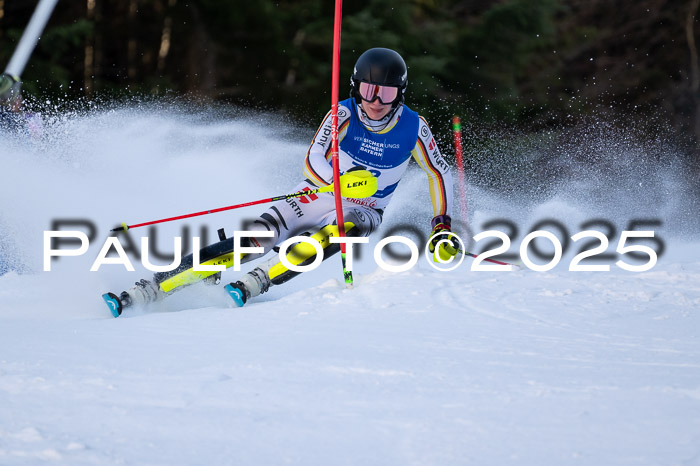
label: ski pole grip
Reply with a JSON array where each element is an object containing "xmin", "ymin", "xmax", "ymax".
[{"xmin": 338, "ymin": 170, "xmax": 377, "ymax": 198}]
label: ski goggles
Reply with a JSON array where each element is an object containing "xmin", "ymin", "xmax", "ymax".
[{"xmin": 357, "ymin": 82, "xmax": 400, "ymax": 105}]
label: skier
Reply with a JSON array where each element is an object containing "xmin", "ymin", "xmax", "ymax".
[
  {"xmin": 1, "ymin": 73, "xmax": 39, "ymax": 276},
  {"xmin": 0, "ymin": 73, "xmax": 42, "ymax": 137},
  {"xmin": 0, "ymin": 73, "xmax": 24, "ymax": 132},
  {"xmin": 103, "ymin": 47, "xmax": 459, "ymax": 316}
]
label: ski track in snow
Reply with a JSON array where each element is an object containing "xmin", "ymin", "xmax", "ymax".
[{"xmin": 1, "ymin": 105, "xmax": 700, "ymax": 465}]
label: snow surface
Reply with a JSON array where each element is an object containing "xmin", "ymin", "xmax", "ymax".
[{"xmin": 1, "ymin": 103, "xmax": 700, "ymax": 465}]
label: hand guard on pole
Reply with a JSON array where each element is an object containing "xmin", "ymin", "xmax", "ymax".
[{"xmin": 428, "ymin": 215, "xmax": 460, "ymax": 262}]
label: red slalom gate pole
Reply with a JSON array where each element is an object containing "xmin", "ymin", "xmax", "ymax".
[
  {"xmin": 452, "ymin": 116, "xmax": 468, "ymax": 220},
  {"xmin": 330, "ymin": 0, "xmax": 353, "ymax": 287},
  {"xmin": 451, "ymin": 117, "xmax": 519, "ymax": 269}
]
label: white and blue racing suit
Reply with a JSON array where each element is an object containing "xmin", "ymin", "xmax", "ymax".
[
  {"xmin": 154, "ymin": 99, "xmax": 454, "ymax": 292},
  {"xmin": 242, "ymin": 99, "xmax": 454, "ymax": 282}
]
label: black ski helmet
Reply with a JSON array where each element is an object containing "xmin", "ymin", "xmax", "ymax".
[{"xmin": 350, "ymin": 48, "xmax": 407, "ymax": 107}]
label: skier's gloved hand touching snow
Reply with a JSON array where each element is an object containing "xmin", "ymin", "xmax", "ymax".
[{"xmin": 428, "ymin": 215, "xmax": 460, "ymax": 262}]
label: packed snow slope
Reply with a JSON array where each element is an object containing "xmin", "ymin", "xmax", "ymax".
[{"xmin": 1, "ymin": 102, "xmax": 699, "ymax": 465}]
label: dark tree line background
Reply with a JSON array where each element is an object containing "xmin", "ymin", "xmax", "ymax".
[{"xmin": 1, "ymin": 0, "xmax": 699, "ymax": 171}]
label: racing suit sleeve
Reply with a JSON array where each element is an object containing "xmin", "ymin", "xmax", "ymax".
[
  {"xmin": 303, "ymin": 107, "xmax": 351, "ymax": 187},
  {"xmin": 411, "ymin": 116, "xmax": 454, "ymax": 218}
]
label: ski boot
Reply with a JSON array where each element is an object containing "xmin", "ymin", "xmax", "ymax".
[
  {"xmin": 101, "ymin": 278, "xmax": 164, "ymax": 317},
  {"xmin": 224, "ymin": 267, "xmax": 270, "ymax": 307}
]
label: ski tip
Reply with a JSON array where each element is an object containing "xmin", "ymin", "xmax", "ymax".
[
  {"xmin": 224, "ymin": 283, "xmax": 246, "ymax": 307},
  {"xmin": 101, "ymin": 292, "xmax": 123, "ymax": 318}
]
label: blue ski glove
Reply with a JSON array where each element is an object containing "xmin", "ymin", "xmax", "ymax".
[{"xmin": 428, "ymin": 215, "xmax": 460, "ymax": 262}]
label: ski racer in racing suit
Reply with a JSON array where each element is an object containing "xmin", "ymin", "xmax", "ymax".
[
  {"xmin": 0, "ymin": 73, "xmax": 42, "ymax": 137},
  {"xmin": 104, "ymin": 48, "xmax": 459, "ymax": 315}
]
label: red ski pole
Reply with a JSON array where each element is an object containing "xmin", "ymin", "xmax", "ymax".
[
  {"xmin": 461, "ymin": 250, "xmax": 521, "ymax": 269},
  {"xmin": 111, "ymin": 193, "xmax": 310, "ymax": 232},
  {"xmin": 111, "ymin": 170, "xmax": 377, "ymax": 232}
]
